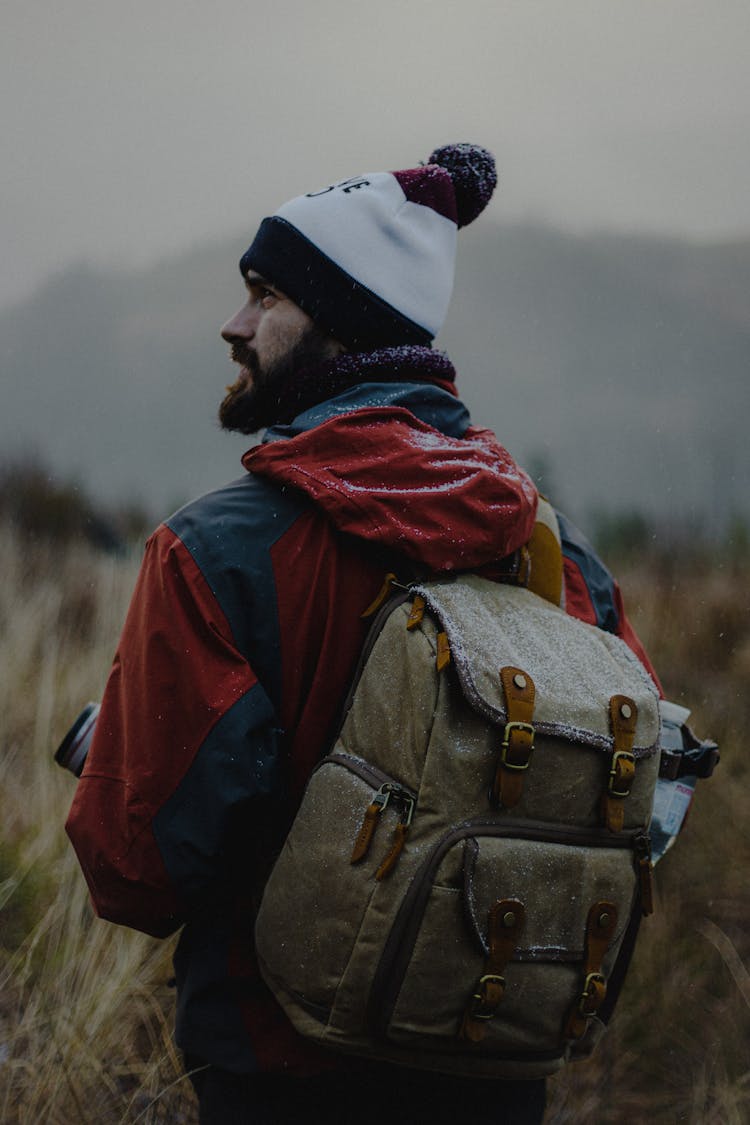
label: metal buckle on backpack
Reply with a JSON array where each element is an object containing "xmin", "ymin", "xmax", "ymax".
[
  {"xmin": 470, "ymin": 973, "xmax": 506, "ymax": 1019},
  {"xmin": 576, "ymin": 971, "xmax": 607, "ymax": 1017},
  {"xmin": 501, "ymin": 722, "xmax": 535, "ymax": 770},
  {"xmin": 608, "ymin": 750, "xmax": 635, "ymax": 798}
]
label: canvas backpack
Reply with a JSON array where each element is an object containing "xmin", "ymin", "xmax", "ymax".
[{"xmin": 254, "ymin": 502, "xmax": 666, "ymax": 1079}]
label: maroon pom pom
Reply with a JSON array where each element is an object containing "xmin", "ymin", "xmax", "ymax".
[{"xmin": 427, "ymin": 143, "xmax": 497, "ymax": 228}]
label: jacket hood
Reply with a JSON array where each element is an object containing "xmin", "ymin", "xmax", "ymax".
[{"xmin": 244, "ymin": 351, "xmax": 537, "ymax": 573}]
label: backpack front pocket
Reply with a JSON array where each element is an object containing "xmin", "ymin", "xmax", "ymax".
[
  {"xmin": 369, "ymin": 826, "xmax": 639, "ymax": 1058},
  {"xmin": 254, "ymin": 754, "xmax": 415, "ymax": 1024}
]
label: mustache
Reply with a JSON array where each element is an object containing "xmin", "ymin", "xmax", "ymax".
[{"xmin": 230, "ymin": 343, "xmax": 259, "ymax": 373}]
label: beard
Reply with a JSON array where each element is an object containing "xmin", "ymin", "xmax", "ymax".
[{"xmin": 219, "ymin": 325, "xmax": 342, "ymax": 434}]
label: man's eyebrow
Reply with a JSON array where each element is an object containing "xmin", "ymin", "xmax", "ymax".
[{"xmin": 244, "ymin": 272, "xmax": 274, "ymax": 289}]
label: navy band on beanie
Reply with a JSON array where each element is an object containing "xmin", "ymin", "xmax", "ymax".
[
  {"xmin": 240, "ymin": 144, "xmax": 497, "ymax": 350},
  {"xmin": 241, "ymin": 218, "xmax": 432, "ymax": 351}
]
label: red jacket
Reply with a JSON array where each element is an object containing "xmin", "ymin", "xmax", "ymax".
[{"xmin": 66, "ymin": 349, "xmax": 659, "ymax": 1073}]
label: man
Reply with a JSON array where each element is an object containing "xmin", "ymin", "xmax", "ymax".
[{"xmin": 66, "ymin": 144, "xmax": 659, "ymax": 1123}]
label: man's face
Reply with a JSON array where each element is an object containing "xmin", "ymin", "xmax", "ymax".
[{"xmin": 219, "ymin": 274, "xmax": 342, "ymax": 433}]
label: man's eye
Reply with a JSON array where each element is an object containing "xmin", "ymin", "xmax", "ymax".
[{"xmin": 260, "ymin": 288, "xmax": 277, "ymax": 306}]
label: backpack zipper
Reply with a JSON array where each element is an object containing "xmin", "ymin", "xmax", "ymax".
[
  {"xmin": 319, "ymin": 752, "xmax": 417, "ymax": 879},
  {"xmin": 316, "ymin": 750, "xmax": 415, "ymax": 795}
]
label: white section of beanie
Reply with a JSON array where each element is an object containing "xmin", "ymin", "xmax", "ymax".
[{"xmin": 275, "ymin": 172, "xmax": 457, "ymax": 337}]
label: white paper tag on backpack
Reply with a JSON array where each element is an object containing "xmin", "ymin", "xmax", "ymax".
[{"xmin": 652, "ymin": 780, "xmax": 693, "ymax": 837}]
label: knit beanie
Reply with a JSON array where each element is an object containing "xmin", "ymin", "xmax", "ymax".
[{"xmin": 239, "ymin": 144, "xmax": 497, "ymax": 351}]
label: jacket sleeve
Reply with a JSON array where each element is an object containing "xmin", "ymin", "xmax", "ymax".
[{"xmin": 65, "ymin": 524, "xmax": 280, "ymax": 938}]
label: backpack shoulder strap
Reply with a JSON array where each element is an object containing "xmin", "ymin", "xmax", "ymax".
[{"xmin": 525, "ymin": 496, "xmax": 564, "ymax": 608}]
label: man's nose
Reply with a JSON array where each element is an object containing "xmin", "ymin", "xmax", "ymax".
[{"xmin": 220, "ymin": 304, "xmax": 257, "ymax": 343}]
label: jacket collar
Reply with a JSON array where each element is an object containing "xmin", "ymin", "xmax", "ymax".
[
  {"xmin": 262, "ymin": 345, "xmax": 468, "ymax": 441},
  {"xmin": 264, "ymin": 380, "xmax": 471, "ymax": 443}
]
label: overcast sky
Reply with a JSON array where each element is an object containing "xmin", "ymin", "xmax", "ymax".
[{"xmin": 3, "ymin": 0, "xmax": 749, "ymax": 310}]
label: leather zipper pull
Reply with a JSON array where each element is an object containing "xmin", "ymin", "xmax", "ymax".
[
  {"xmin": 350, "ymin": 789, "xmax": 389, "ymax": 864},
  {"xmin": 436, "ymin": 631, "xmax": 451, "ymax": 672},
  {"xmin": 406, "ymin": 595, "xmax": 425, "ymax": 631},
  {"xmin": 375, "ymin": 793, "xmax": 415, "ymax": 880},
  {"xmin": 376, "ymin": 823, "xmax": 410, "ymax": 881}
]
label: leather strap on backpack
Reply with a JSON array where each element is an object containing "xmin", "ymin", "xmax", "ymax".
[
  {"xmin": 491, "ymin": 668, "xmax": 536, "ymax": 809},
  {"xmin": 460, "ymin": 899, "xmax": 525, "ymax": 1043},
  {"xmin": 601, "ymin": 695, "xmax": 637, "ymax": 832},
  {"xmin": 525, "ymin": 497, "xmax": 564, "ymax": 608},
  {"xmin": 492, "ymin": 497, "xmax": 564, "ymax": 609},
  {"xmin": 565, "ymin": 900, "xmax": 618, "ymax": 1040},
  {"xmin": 360, "ymin": 573, "xmax": 398, "ymax": 618}
]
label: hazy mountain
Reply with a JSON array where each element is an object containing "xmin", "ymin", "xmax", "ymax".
[{"xmin": 2, "ymin": 223, "xmax": 748, "ymax": 534}]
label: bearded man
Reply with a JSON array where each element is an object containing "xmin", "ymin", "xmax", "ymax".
[{"xmin": 66, "ymin": 144, "xmax": 658, "ymax": 1124}]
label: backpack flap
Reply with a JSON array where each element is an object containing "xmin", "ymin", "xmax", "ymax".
[
  {"xmin": 415, "ymin": 576, "xmax": 660, "ymax": 756},
  {"xmin": 415, "ymin": 576, "xmax": 660, "ymax": 834}
]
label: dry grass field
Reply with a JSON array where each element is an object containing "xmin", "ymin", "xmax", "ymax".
[{"xmin": 0, "ymin": 518, "xmax": 747, "ymax": 1123}]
